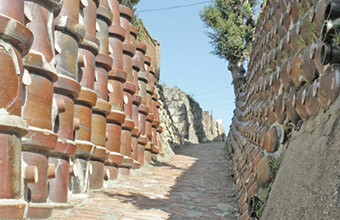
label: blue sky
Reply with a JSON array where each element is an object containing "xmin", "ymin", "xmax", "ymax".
[{"xmin": 135, "ymin": 1, "xmax": 236, "ymax": 132}]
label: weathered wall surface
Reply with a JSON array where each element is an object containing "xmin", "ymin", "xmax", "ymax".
[
  {"xmin": 156, "ymin": 85, "xmax": 184, "ymax": 160},
  {"xmin": 226, "ymin": 0, "xmax": 340, "ymax": 219},
  {"xmin": 160, "ymin": 85, "xmax": 225, "ymax": 144},
  {"xmin": 261, "ymin": 98, "xmax": 340, "ymax": 219}
]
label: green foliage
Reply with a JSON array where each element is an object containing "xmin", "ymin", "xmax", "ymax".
[
  {"xmin": 132, "ymin": 16, "xmax": 144, "ymax": 41},
  {"xmin": 263, "ymin": 65, "xmax": 272, "ymax": 75},
  {"xmin": 296, "ymin": 36, "xmax": 308, "ymax": 48},
  {"xmin": 297, "ymin": 2, "xmax": 307, "ymax": 17},
  {"xmin": 268, "ymin": 156, "xmax": 281, "ymax": 179},
  {"xmin": 119, "ymin": 0, "xmax": 140, "ymax": 8},
  {"xmin": 200, "ymin": 0, "xmax": 257, "ymax": 60},
  {"xmin": 278, "ymin": 51, "xmax": 289, "ymax": 62},
  {"xmin": 256, "ymin": 186, "xmax": 270, "ymax": 218},
  {"xmin": 332, "ymin": 29, "xmax": 340, "ymax": 46},
  {"xmin": 254, "ymin": 155, "xmax": 282, "ymax": 218}
]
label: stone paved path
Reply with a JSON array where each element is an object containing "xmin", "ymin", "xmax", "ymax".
[{"xmin": 52, "ymin": 142, "xmax": 238, "ymax": 220}]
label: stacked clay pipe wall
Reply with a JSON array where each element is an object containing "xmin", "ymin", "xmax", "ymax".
[
  {"xmin": 0, "ymin": 1, "xmax": 163, "ymax": 218},
  {"xmin": 226, "ymin": 0, "xmax": 340, "ymax": 219}
]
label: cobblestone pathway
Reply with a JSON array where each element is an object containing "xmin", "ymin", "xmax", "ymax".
[{"xmin": 52, "ymin": 142, "xmax": 238, "ymax": 220}]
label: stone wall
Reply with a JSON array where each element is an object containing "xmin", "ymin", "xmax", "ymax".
[
  {"xmin": 226, "ymin": 0, "xmax": 340, "ymax": 219},
  {"xmin": 160, "ymin": 85, "xmax": 225, "ymax": 144}
]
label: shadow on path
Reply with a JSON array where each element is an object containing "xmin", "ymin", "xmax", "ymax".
[{"xmin": 104, "ymin": 142, "xmax": 238, "ymax": 219}]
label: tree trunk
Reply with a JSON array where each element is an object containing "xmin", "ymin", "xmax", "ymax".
[{"xmin": 228, "ymin": 58, "xmax": 246, "ymax": 98}]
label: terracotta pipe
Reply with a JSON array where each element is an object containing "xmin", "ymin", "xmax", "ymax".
[
  {"xmin": 105, "ymin": 151, "xmax": 123, "ymax": 180},
  {"xmin": 144, "ymin": 56, "xmax": 155, "ymax": 163},
  {"xmin": 312, "ymin": 39, "xmax": 328, "ymax": 75},
  {"xmin": 118, "ymin": 4, "xmax": 136, "ymax": 175},
  {"xmin": 95, "ymin": 0, "xmax": 113, "ymax": 99},
  {"xmin": 25, "ymin": 165, "xmax": 39, "ymax": 184},
  {"xmin": 269, "ymin": 69, "xmax": 281, "ymax": 95},
  {"xmin": 266, "ymin": 100, "xmax": 277, "ymax": 125},
  {"xmin": 309, "ymin": 1, "xmax": 327, "ymax": 34},
  {"xmin": 47, "ymin": 164, "xmax": 56, "ymax": 179},
  {"xmin": 150, "ymin": 67, "xmax": 160, "ymax": 157},
  {"xmin": 95, "ymin": 0, "xmax": 125, "ymax": 180},
  {"xmin": 119, "ymin": 156, "xmax": 134, "ymax": 176},
  {"xmin": 321, "ymin": 44, "xmax": 340, "ymax": 65},
  {"xmin": 287, "ymin": 0, "xmax": 299, "ymax": 27},
  {"xmin": 137, "ymin": 136, "xmax": 148, "ymax": 166},
  {"xmin": 317, "ymin": 64, "xmax": 340, "ymax": 109},
  {"xmin": 305, "ymin": 81, "xmax": 321, "ymax": 119},
  {"xmin": 289, "ymin": 50, "xmax": 304, "ymax": 87},
  {"xmin": 0, "ymin": 1, "xmax": 33, "ymax": 218},
  {"xmin": 106, "ymin": 110, "xmax": 126, "ymax": 152},
  {"xmin": 295, "ymin": 85, "xmax": 309, "ymax": 121},
  {"xmin": 21, "ymin": 0, "xmax": 63, "ymax": 218},
  {"xmin": 151, "ymin": 93, "xmax": 160, "ymax": 156},
  {"xmin": 280, "ymin": 12, "xmax": 291, "ymax": 34},
  {"xmin": 157, "ymin": 124, "xmax": 164, "ymax": 156},
  {"xmin": 285, "ymin": 90, "xmax": 300, "ymax": 125},
  {"xmin": 106, "ymin": 0, "xmax": 127, "ymax": 173},
  {"xmin": 299, "ymin": 44, "xmax": 319, "ymax": 82},
  {"xmin": 130, "ymin": 34, "xmax": 142, "ymax": 163},
  {"xmin": 258, "ymin": 124, "xmax": 269, "ymax": 150},
  {"xmin": 279, "ymin": 59, "xmax": 293, "ymax": 91},
  {"xmin": 135, "ymin": 42, "xmax": 149, "ymax": 165},
  {"xmin": 274, "ymin": 94, "xmax": 286, "ymax": 125},
  {"xmin": 108, "ymin": 0, "xmax": 125, "ymax": 84},
  {"xmin": 49, "ymin": 0, "xmax": 83, "ymax": 205},
  {"xmin": 72, "ymin": 0, "xmax": 105, "ymax": 194},
  {"xmin": 92, "ymin": 99, "xmax": 111, "ymax": 149},
  {"xmin": 321, "ymin": 19, "xmax": 340, "ymax": 44},
  {"xmin": 324, "ymin": 0, "xmax": 340, "ymax": 21},
  {"xmin": 89, "ymin": 146, "xmax": 108, "ymax": 189},
  {"xmin": 131, "ymin": 64, "xmax": 142, "ymax": 166},
  {"xmin": 91, "ymin": 99, "xmax": 112, "ymax": 183}
]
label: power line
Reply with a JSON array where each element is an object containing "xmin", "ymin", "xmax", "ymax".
[
  {"xmin": 198, "ymin": 97, "xmax": 234, "ymax": 102},
  {"xmin": 137, "ymin": 1, "xmax": 211, "ymax": 13},
  {"xmin": 195, "ymin": 85, "xmax": 231, "ymax": 96}
]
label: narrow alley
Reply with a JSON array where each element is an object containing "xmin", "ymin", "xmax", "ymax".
[{"xmin": 52, "ymin": 142, "xmax": 238, "ymax": 220}]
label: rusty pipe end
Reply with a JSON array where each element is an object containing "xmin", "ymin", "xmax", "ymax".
[
  {"xmin": 321, "ymin": 44, "xmax": 329, "ymax": 65},
  {"xmin": 80, "ymin": 0, "xmax": 89, "ymax": 9},
  {"xmin": 310, "ymin": 43, "xmax": 317, "ymax": 60},
  {"xmin": 69, "ymin": 164, "xmax": 75, "ymax": 177},
  {"xmin": 48, "ymin": 164, "xmax": 56, "ymax": 179},
  {"xmin": 56, "ymin": 98, "xmax": 66, "ymax": 113},
  {"xmin": 106, "ymin": 132, "xmax": 109, "ymax": 141},
  {"xmin": 324, "ymin": 1, "xmax": 340, "ymax": 21},
  {"xmin": 325, "ymin": 2, "xmax": 332, "ymax": 20},
  {"xmin": 25, "ymin": 165, "xmax": 38, "ymax": 184},
  {"xmin": 321, "ymin": 21, "xmax": 334, "ymax": 43},
  {"xmin": 309, "ymin": 6, "xmax": 316, "ymax": 22},
  {"xmin": 104, "ymin": 167, "xmax": 110, "ymax": 180},
  {"xmin": 312, "ymin": 79, "xmax": 319, "ymax": 97},
  {"xmin": 74, "ymin": 118, "xmax": 81, "ymax": 131},
  {"xmin": 302, "ymin": 89, "xmax": 307, "ymax": 105}
]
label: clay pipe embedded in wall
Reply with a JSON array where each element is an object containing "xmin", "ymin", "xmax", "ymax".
[
  {"xmin": 317, "ymin": 64, "xmax": 340, "ymax": 109},
  {"xmin": 321, "ymin": 44, "xmax": 340, "ymax": 65},
  {"xmin": 324, "ymin": 0, "xmax": 340, "ymax": 21},
  {"xmin": 321, "ymin": 19, "xmax": 340, "ymax": 44},
  {"xmin": 299, "ymin": 44, "xmax": 319, "ymax": 83},
  {"xmin": 309, "ymin": 1, "xmax": 327, "ymax": 33}
]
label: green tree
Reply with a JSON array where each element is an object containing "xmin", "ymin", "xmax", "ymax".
[
  {"xmin": 119, "ymin": 0, "xmax": 140, "ymax": 8},
  {"xmin": 200, "ymin": 0, "xmax": 257, "ymax": 96}
]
